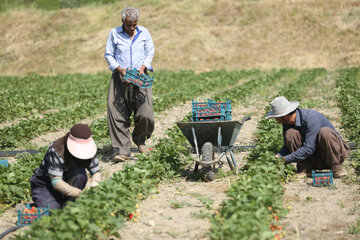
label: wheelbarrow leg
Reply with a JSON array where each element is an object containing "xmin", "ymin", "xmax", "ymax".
[
  {"xmin": 225, "ymin": 151, "xmax": 234, "ymax": 170},
  {"xmin": 229, "ymin": 148, "xmax": 238, "ymax": 174},
  {"xmin": 217, "ymin": 126, "xmax": 222, "ymax": 155},
  {"xmin": 217, "ymin": 152, "xmax": 226, "ymax": 162},
  {"xmin": 216, "ymin": 126, "xmax": 224, "ymax": 171},
  {"xmin": 191, "ymin": 126, "xmax": 200, "ymax": 173}
]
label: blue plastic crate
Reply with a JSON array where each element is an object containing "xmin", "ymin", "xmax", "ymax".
[
  {"xmin": 192, "ymin": 99, "xmax": 232, "ymax": 112},
  {"xmin": 123, "ymin": 68, "xmax": 154, "ymax": 88},
  {"xmin": 192, "ymin": 99, "xmax": 231, "ymax": 122},
  {"xmin": 193, "ymin": 110, "xmax": 231, "ymax": 122},
  {"xmin": 312, "ymin": 170, "xmax": 333, "ymax": 187},
  {"xmin": 0, "ymin": 159, "xmax": 8, "ymax": 167},
  {"xmin": 17, "ymin": 203, "xmax": 50, "ymax": 226}
]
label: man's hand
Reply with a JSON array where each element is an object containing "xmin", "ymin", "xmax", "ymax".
[
  {"xmin": 88, "ymin": 171, "xmax": 102, "ymax": 188},
  {"xmin": 115, "ymin": 66, "xmax": 127, "ymax": 77},
  {"xmin": 138, "ymin": 65, "xmax": 146, "ymax": 76},
  {"xmin": 275, "ymin": 154, "xmax": 288, "ymax": 164}
]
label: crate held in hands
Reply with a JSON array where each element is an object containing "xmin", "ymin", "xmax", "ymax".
[{"xmin": 123, "ymin": 68, "xmax": 154, "ymax": 88}]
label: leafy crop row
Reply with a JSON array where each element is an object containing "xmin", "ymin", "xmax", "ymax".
[
  {"xmin": 0, "ymin": 99, "xmax": 106, "ymax": 148},
  {"xmin": 153, "ymin": 69, "xmax": 260, "ymax": 112},
  {"xmin": 213, "ymin": 68, "xmax": 298, "ymax": 103},
  {"xmin": 0, "ymin": 151, "xmax": 44, "ymax": 212},
  {"xmin": 209, "ymin": 68, "xmax": 327, "ymax": 240},
  {"xmin": 335, "ymin": 67, "xmax": 360, "ymax": 171},
  {"xmin": 0, "ymin": 69, "xmax": 260, "ymax": 211},
  {"xmin": 90, "ymin": 69, "xmax": 296, "ymax": 145},
  {"xmin": 0, "ymin": 73, "xmax": 108, "ymax": 123},
  {"xmin": 0, "ymin": 70, "xmax": 259, "ymax": 149}
]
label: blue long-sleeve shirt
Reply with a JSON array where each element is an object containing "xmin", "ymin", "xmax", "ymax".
[
  {"xmin": 104, "ymin": 25, "xmax": 154, "ymax": 72},
  {"xmin": 278, "ymin": 108, "xmax": 342, "ymax": 163}
]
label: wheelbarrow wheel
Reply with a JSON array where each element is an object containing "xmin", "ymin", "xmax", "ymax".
[
  {"xmin": 202, "ymin": 142, "xmax": 215, "ymax": 182},
  {"xmin": 204, "ymin": 171, "xmax": 215, "ymax": 182},
  {"xmin": 201, "ymin": 142, "xmax": 213, "ymax": 163}
]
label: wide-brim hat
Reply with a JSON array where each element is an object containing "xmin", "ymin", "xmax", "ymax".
[
  {"xmin": 66, "ymin": 124, "xmax": 97, "ymax": 160},
  {"xmin": 266, "ymin": 96, "xmax": 299, "ymax": 119}
]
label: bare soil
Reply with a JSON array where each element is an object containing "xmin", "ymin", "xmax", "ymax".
[{"xmin": 1, "ymin": 0, "xmax": 360, "ymax": 75}]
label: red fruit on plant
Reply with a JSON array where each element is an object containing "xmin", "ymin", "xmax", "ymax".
[{"xmin": 129, "ymin": 213, "xmax": 134, "ymax": 219}]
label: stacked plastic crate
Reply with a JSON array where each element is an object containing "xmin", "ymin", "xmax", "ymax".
[{"xmin": 192, "ymin": 99, "xmax": 231, "ymax": 122}]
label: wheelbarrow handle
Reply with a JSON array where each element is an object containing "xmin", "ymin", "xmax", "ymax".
[{"xmin": 241, "ymin": 116, "xmax": 251, "ymax": 124}]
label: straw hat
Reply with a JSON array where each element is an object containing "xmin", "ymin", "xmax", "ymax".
[
  {"xmin": 66, "ymin": 124, "xmax": 97, "ymax": 159},
  {"xmin": 266, "ymin": 96, "xmax": 299, "ymax": 119}
]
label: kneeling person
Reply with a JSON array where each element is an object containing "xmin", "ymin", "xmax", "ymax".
[
  {"xmin": 266, "ymin": 96, "xmax": 350, "ymax": 178},
  {"xmin": 30, "ymin": 124, "xmax": 101, "ymax": 209}
]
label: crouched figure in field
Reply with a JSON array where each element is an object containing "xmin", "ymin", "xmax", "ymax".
[
  {"xmin": 266, "ymin": 96, "xmax": 350, "ymax": 178},
  {"xmin": 30, "ymin": 124, "xmax": 101, "ymax": 209}
]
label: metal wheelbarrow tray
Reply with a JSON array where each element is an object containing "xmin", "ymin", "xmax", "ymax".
[{"xmin": 176, "ymin": 117, "xmax": 250, "ymax": 180}]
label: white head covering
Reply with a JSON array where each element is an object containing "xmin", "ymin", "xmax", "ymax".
[{"xmin": 266, "ymin": 96, "xmax": 299, "ymax": 119}]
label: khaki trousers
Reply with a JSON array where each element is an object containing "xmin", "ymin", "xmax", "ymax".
[
  {"xmin": 107, "ymin": 72, "xmax": 154, "ymax": 155},
  {"xmin": 285, "ymin": 127, "xmax": 350, "ymax": 173}
]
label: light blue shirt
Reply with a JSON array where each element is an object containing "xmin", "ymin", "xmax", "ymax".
[{"xmin": 104, "ymin": 25, "xmax": 155, "ymax": 72}]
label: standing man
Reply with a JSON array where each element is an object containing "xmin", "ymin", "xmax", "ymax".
[
  {"xmin": 30, "ymin": 124, "xmax": 102, "ymax": 209},
  {"xmin": 266, "ymin": 96, "xmax": 350, "ymax": 178},
  {"xmin": 104, "ymin": 6, "xmax": 155, "ymax": 162}
]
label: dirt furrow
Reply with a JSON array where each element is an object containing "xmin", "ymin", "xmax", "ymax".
[{"xmin": 280, "ymin": 73, "xmax": 360, "ymax": 240}]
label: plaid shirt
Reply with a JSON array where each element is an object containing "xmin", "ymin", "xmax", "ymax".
[{"xmin": 34, "ymin": 144, "xmax": 100, "ymax": 177}]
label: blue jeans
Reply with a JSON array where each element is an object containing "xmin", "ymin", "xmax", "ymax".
[{"xmin": 30, "ymin": 168, "xmax": 87, "ymax": 209}]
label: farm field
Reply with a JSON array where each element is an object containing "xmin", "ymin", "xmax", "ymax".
[{"xmin": 0, "ymin": 0, "xmax": 360, "ymax": 240}]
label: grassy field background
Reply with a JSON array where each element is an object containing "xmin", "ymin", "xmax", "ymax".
[{"xmin": 0, "ymin": 0, "xmax": 359, "ymax": 75}]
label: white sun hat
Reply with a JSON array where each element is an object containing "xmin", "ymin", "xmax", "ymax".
[
  {"xmin": 66, "ymin": 124, "xmax": 97, "ymax": 160},
  {"xmin": 266, "ymin": 96, "xmax": 299, "ymax": 119}
]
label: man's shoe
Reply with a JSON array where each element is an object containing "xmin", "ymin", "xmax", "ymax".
[
  {"xmin": 138, "ymin": 144, "xmax": 148, "ymax": 153},
  {"xmin": 113, "ymin": 155, "xmax": 130, "ymax": 162},
  {"xmin": 333, "ymin": 169, "xmax": 347, "ymax": 178},
  {"xmin": 306, "ymin": 170, "xmax": 313, "ymax": 178}
]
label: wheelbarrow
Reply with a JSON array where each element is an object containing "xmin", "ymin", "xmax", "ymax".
[{"xmin": 176, "ymin": 116, "xmax": 251, "ymax": 181}]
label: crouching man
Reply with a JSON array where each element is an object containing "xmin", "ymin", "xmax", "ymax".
[
  {"xmin": 266, "ymin": 96, "xmax": 350, "ymax": 178},
  {"xmin": 30, "ymin": 124, "xmax": 102, "ymax": 209}
]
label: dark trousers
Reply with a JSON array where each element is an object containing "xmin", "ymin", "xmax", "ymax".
[
  {"xmin": 107, "ymin": 72, "xmax": 154, "ymax": 155},
  {"xmin": 30, "ymin": 168, "xmax": 87, "ymax": 209},
  {"xmin": 285, "ymin": 127, "xmax": 350, "ymax": 173}
]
